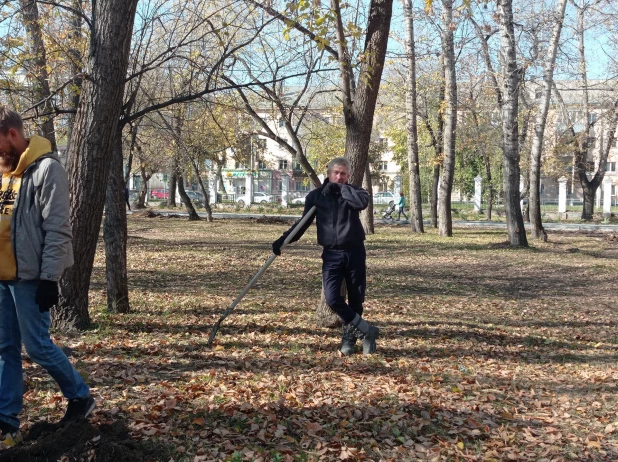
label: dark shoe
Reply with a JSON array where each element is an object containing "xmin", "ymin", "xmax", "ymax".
[
  {"xmin": 0, "ymin": 421, "xmax": 21, "ymax": 448},
  {"xmin": 340, "ymin": 328, "xmax": 357, "ymax": 356},
  {"xmin": 60, "ymin": 396, "xmax": 96, "ymax": 423},
  {"xmin": 362, "ymin": 325, "xmax": 379, "ymax": 355}
]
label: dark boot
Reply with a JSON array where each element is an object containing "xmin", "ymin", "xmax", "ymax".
[
  {"xmin": 340, "ymin": 326, "xmax": 357, "ymax": 355},
  {"xmin": 362, "ymin": 325, "xmax": 379, "ymax": 355},
  {"xmin": 345, "ymin": 315, "xmax": 379, "ymax": 355}
]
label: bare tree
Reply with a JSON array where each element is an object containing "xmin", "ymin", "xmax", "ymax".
[
  {"xmin": 54, "ymin": 0, "xmax": 139, "ymax": 330},
  {"xmin": 401, "ymin": 0, "xmax": 424, "ymax": 233}
]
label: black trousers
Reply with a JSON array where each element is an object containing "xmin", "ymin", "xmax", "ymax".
[{"xmin": 322, "ymin": 247, "xmax": 366, "ymax": 324}]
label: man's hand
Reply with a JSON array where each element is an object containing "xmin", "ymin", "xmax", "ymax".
[
  {"xmin": 35, "ymin": 280, "xmax": 59, "ymax": 313},
  {"xmin": 272, "ymin": 236, "xmax": 286, "ymax": 256},
  {"xmin": 322, "ymin": 182, "xmax": 341, "ymax": 196}
]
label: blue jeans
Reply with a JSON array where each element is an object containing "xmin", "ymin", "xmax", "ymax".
[
  {"xmin": 0, "ymin": 281, "xmax": 90, "ymax": 429},
  {"xmin": 322, "ymin": 247, "xmax": 366, "ymax": 324}
]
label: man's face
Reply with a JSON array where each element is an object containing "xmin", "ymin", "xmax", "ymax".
[
  {"xmin": 0, "ymin": 129, "xmax": 21, "ymax": 174},
  {"xmin": 328, "ymin": 164, "xmax": 350, "ymax": 184}
]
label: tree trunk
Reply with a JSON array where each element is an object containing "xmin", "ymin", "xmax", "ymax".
[
  {"xmin": 19, "ymin": 0, "xmax": 57, "ymax": 152},
  {"xmin": 315, "ymin": 283, "xmax": 344, "ymax": 328},
  {"xmin": 361, "ymin": 162, "xmax": 374, "ymax": 234},
  {"xmin": 338, "ymin": 0, "xmax": 393, "ymax": 186},
  {"xmin": 402, "ymin": 0, "xmax": 423, "ymax": 233},
  {"xmin": 167, "ymin": 160, "xmax": 178, "ymax": 207},
  {"xmin": 189, "ymin": 158, "xmax": 213, "ymax": 222},
  {"xmin": 431, "ymin": 164, "xmax": 440, "ymax": 227},
  {"xmin": 498, "ymin": 0, "xmax": 527, "ymax": 246},
  {"xmin": 528, "ymin": 0, "xmax": 568, "ymax": 235},
  {"xmin": 438, "ymin": 0, "xmax": 457, "ymax": 237},
  {"xmin": 66, "ymin": 0, "xmax": 84, "ymax": 157},
  {"xmin": 54, "ymin": 0, "xmax": 139, "ymax": 331},
  {"xmin": 485, "ymin": 154, "xmax": 493, "ymax": 220},
  {"xmin": 103, "ymin": 127, "xmax": 129, "ymax": 312},
  {"xmin": 177, "ymin": 174, "xmax": 200, "ymax": 220}
]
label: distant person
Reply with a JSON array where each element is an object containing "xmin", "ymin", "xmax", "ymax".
[
  {"xmin": 125, "ymin": 187, "xmax": 131, "ymax": 211},
  {"xmin": 271, "ymin": 157, "xmax": 379, "ymax": 355},
  {"xmin": 0, "ymin": 107, "xmax": 95, "ymax": 447},
  {"xmin": 397, "ymin": 192, "xmax": 408, "ymax": 221}
]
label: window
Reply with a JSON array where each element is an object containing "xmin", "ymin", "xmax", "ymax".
[
  {"xmin": 589, "ymin": 113, "xmax": 597, "ymax": 124},
  {"xmin": 535, "ymin": 89, "xmax": 543, "ymax": 99},
  {"xmin": 278, "ymin": 160, "xmax": 288, "ymax": 170},
  {"xmin": 258, "ymin": 160, "xmax": 267, "ymax": 169},
  {"xmin": 606, "ymin": 162, "xmax": 616, "ymax": 172},
  {"xmin": 540, "ymin": 184, "xmax": 545, "ymax": 194},
  {"xmin": 295, "ymin": 180, "xmax": 309, "ymax": 192},
  {"xmin": 278, "ymin": 117, "xmax": 286, "ymax": 127},
  {"xmin": 612, "ymin": 185, "xmax": 616, "ymax": 196},
  {"xmin": 587, "ymin": 137, "xmax": 596, "ymax": 149},
  {"xmin": 585, "ymin": 161, "xmax": 596, "ymax": 172},
  {"xmin": 376, "ymin": 161, "xmax": 388, "ymax": 171},
  {"xmin": 611, "ymin": 138, "xmax": 617, "ymax": 148},
  {"xmin": 293, "ymin": 161, "xmax": 302, "ymax": 170},
  {"xmin": 235, "ymin": 161, "xmax": 246, "ymax": 169},
  {"xmin": 376, "ymin": 138, "xmax": 388, "ymax": 149}
]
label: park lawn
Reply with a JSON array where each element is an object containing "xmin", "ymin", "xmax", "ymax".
[{"xmin": 20, "ymin": 217, "xmax": 618, "ymax": 461}]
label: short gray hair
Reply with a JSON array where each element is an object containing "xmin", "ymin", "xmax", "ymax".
[{"xmin": 327, "ymin": 157, "xmax": 349, "ymax": 173}]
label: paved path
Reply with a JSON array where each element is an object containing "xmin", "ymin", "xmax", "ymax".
[{"xmin": 130, "ymin": 210, "xmax": 618, "ymax": 232}]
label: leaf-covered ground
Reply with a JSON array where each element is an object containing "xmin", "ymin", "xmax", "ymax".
[{"xmin": 7, "ymin": 217, "xmax": 618, "ymax": 461}]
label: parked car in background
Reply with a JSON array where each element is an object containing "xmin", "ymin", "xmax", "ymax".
[
  {"xmin": 185, "ymin": 190, "xmax": 204, "ymax": 203},
  {"xmin": 151, "ymin": 189, "xmax": 169, "ymax": 200},
  {"xmin": 291, "ymin": 196, "xmax": 306, "ymax": 204},
  {"xmin": 372, "ymin": 191, "xmax": 395, "ymax": 206},
  {"xmin": 236, "ymin": 191, "xmax": 272, "ymax": 207}
]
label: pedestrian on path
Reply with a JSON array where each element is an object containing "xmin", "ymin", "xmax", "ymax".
[
  {"xmin": 397, "ymin": 192, "xmax": 408, "ymax": 221},
  {"xmin": 0, "ymin": 107, "xmax": 95, "ymax": 447},
  {"xmin": 271, "ymin": 157, "xmax": 379, "ymax": 355}
]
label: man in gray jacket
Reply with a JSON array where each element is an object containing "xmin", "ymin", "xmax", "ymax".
[{"xmin": 0, "ymin": 107, "xmax": 94, "ymax": 447}]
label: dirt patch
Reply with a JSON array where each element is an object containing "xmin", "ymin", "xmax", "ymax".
[{"xmin": 0, "ymin": 419, "xmax": 168, "ymax": 462}]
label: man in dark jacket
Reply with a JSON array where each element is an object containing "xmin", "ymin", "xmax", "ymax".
[
  {"xmin": 0, "ymin": 107, "xmax": 94, "ymax": 447},
  {"xmin": 272, "ymin": 157, "xmax": 379, "ymax": 355}
]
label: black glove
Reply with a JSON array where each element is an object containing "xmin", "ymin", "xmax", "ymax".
[
  {"xmin": 272, "ymin": 236, "xmax": 286, "ymax": 256},
  {"xmin": 35, "ymin": 280, "xmax": 59, "ymax": 313},
  {"xmin": 322, "ymin": 182, "xmax": 341, "ymax": 196}
]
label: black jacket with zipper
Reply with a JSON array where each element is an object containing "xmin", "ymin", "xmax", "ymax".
[{"xmin": 281, "ymin": 180, "xmax": 369, "ymax": 249}]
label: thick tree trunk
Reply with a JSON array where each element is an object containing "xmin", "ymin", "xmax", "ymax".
[
  {"xmin": 189, "ymin": 159, "xmax": 213, "ymax": 221},
  {"xmin": 54, "ymin": 0, "xmax": 139, "ymax": 331},
  {"xmin": 19, "ymin": 0, "xmax": 57, "ymax": 151},
  {"xmin": 527, "ymin": 0, "xmax": 566, "ymax": 238},
  {"xmin": 485, "ymin": 155, "xmax": 493, "ymax": 221},
  {"xmin": 498, "ymin": 0, "xmax": 527, "ymax": 246},
  {"xmin": 402, "ymin": 0, "xmax": 423, "ymax": 233},
  {"xmin": 103, "ymin": 128, "xmax": 129, "ymax": 313},
  {"xmin": 340, "ymin": 0, "xmax": 393, "ymax": 186},
  {"xmin": 438, "ymin": 0, "xmax": 457, "ymax": 237},
  {"xmin": 361, "ymin": 162, "xmax": 374, "ymax": 234}
]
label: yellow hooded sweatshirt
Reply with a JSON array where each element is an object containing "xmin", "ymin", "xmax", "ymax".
[{"xmin": 0, "ymin": 135, "xmax": 52, "ymax": 280}]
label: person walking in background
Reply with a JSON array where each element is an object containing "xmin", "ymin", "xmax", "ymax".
[
  {"xmin": 125, "ymin": 187, "xmax": 131, "ymax": 211},
  {"xmin": 0, "ymin": 107, "xmax": 95, "ymax": 447},
  {"xmin": 271, "ymin": 157, "xmax": 379, "ymax": 356},
  {"xmin": 397, "ymin": 191, "xmax": 408, "ymax": 221}
]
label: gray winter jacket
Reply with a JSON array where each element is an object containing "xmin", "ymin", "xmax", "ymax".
[{"xmin": 11, "ymin": 153, "xmax": 74, "ymax": 281}]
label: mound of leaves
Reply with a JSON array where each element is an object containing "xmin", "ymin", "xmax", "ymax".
[{"xmin": 0, "ymin": 419, "xmax": 169, "ymax": 462}]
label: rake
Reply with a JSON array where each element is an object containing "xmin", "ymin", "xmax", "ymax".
[{"xmin": 207, "ymin": 206, "xmax": 317, "ymax": 346}]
